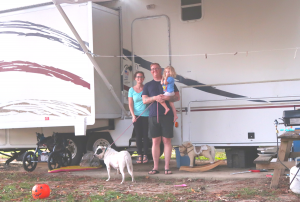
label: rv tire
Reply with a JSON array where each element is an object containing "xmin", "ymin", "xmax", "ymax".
[
  {"xmin": 86, "ymin": 133, "xmax": 116, "ymax": 167},
  {"xmin": 64, "ymin": 135, "xmax": 84, "ymax": 166}
]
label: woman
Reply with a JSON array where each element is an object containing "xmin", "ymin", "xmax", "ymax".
[{"xmin": 128, "ymin": 71, "xmax": 149, "ymax": 163}]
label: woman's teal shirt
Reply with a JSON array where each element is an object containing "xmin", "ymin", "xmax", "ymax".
[{"xmin": 128, "ymin": 87, "xmax": 149, "ymax": 117}]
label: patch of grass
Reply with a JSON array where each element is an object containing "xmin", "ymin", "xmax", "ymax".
[
  {"xmin": 215, "ymin": 151, "xmax": 227, "ymax": 160},
  {"xmin": 160, "ymin": 148, "xmax": 176, "ymax": 160},
  {"xmin": 195, "ymin": 151, "xmax": 227, "ymax": 160},
  {"xmin": 132, "ymin": 176, "xmax": 147, "ymax": 182},
  {"xmin": 0, "ymin": 183, "xmax": 32, "ymax": 201},
  {"xmin": 88, "ymin": 191, "xmax": 176, "ymax": 202},
  {"xmin": 51, "ymin": 177, "xmax": 63, "ymax": 181},
  {"xmin": 227, "ymin": 187, "xmax": 275, "ymax": 199},
  {"xmin": 125, "ymin": 176, "xmax": 135, "ymax": 182},
  {"xmin": 19, "ymin": 182, "xmax": 32, "ymax": 189},
  {"xmin": 160, "ymin": 149, "xmax": 227, "ymax": 160},
  {"xmin": 164, "ymin": 180, "xmax": 172, "ymax": 185}
]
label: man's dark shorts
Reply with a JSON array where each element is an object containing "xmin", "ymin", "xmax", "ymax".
[{"xmin": 148, "ymin": 116, "xmax": 174, "ymax": 138}]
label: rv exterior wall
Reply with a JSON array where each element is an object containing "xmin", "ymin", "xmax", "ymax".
[
  {"xmin": 99, "ymin": 0, "xmax": 300, "ymax": 83},
  {"xmin": 97, "ymin": 0, "xmax": 300, "ymax": 146}
]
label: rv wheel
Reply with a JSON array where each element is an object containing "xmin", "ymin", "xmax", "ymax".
[
  {"xmin": 86, "ymin": 133, "xmax": 116, "ymax": 167},
  {"xmin": 86, "ymin": 132, "xmax": 116, "ymax": 152},
  {"xmin": 65, "ymin": 136, "xmax": 84, "ymax": 166}
]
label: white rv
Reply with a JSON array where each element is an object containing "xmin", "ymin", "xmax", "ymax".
[{"xmin": 0, "ymin": 0, "xmax": 299, "ymax": 165}]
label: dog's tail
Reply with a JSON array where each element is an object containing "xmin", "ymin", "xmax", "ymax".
[
  {"xmin": 124, "ymin": 152, "xmax": 133, "ymax": 172},
  {"xmin": 124, "ymin": 152, "xmax": 134, "ymax": 181},
  {"xmin": 210, "ymin": 146, "xmax": 216, "ymax": 162}
]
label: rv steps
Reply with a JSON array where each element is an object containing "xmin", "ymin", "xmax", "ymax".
[{"xmin": 254, "ymin": 155, "xmax": 273, "ymax": 164}]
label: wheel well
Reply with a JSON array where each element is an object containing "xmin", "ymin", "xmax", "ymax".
[{"xmin": 86, "ymin": 132, "xmax": 117, "ymax": 152}]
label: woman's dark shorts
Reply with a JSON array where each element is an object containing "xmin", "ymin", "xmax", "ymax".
[{"xmin": 148, "ymin": 116, "xmax": 174, "ymax": 138}]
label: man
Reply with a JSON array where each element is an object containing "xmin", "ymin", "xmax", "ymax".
[{"xmin": 142, "ymin": 63, "xmax": 180, "ymax": 175}]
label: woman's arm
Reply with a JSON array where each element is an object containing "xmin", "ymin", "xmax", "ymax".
[{"xmin": 128, "ymin": 97, "xmax": 136, "ymax": 122}]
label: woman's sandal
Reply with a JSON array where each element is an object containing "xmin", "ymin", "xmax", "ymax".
[
  {"xmin": 136, "ymin": 155, "xmax": 142, "ymax": 164},
  {"xmin": 143, "ymin": 155, "xmax": 148, "ymax": 164},
  {"xmin": 164, "ymin": 170, "xmax": 172, "ymax": 175}
]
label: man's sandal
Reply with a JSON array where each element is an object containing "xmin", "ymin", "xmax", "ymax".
[
  {"xmin": 143, "ymin": 155, "xmax": 148, "ymax": 164},
  {"xmin": 148, "ymin": 170, "xmax": 159, "ymax": 175},
  {"xmin": 136, "ymin": 155, "xmax": 142, "ymax": 164},
  {"xmin": 164, "ymin": 170, "xmax": 172, "ymax": 175}
]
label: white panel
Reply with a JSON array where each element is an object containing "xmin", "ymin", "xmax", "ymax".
[
  {"xmin": 184, "ymin": 107, "xmax": 288, "ymax": 145},
  {"xmin": 92, "ymin": 4, "xmax": 122, "ymax": 117},
  {"xmin": 109, "ymin": 118, "xmax": 133, "ymax": 147},
  {"xmin": 9, "ymin": 128, "xmax": 42, "ymax": 146},
  {"xmin": 0, "ymin": 3, "xmax": 95, "ymax": 129},
  {"xmin": 42, "ymin": 119, "xmax": 107, "ymax": 136},
  {"xmin": 132, "ymin": 16, "xmax": 170, "ymax": 83},
  {"xmin": 0, "ymin": 130, "xmax": 6, "ymax": 146}
]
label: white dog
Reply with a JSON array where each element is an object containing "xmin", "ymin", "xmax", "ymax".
[{"xmin": 94, "ymin": 146, "xmax": 134, "ymax": 184}]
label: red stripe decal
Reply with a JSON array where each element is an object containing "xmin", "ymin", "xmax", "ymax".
[{"xmin": 0, "ymin": 61, "xmax": 90, "ymax": 89}]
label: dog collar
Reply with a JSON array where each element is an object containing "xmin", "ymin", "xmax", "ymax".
[{"xmin": 103, "ymin": 147, "xmax": 108, "ymax": 156}]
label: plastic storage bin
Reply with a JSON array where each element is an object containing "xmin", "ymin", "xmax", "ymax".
[
  {"xmin": 174, "ymin": 147, "xmax": 192, "ymax": 168},
  {"xmin": 293, "ymin": 140, "xmax": 300, "ymax": 152}
]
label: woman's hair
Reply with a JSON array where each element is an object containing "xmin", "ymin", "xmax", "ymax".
[
  {"xmin": 133, "ymin": 71, "xmax": 145, "ymax": 78},
  {"xmin": 163, "ymin": 66, "xmax": 177, "ymax": 78}
]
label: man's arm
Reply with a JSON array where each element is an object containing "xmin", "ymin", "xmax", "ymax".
[
  {"xmin": 161, "ymin": 91, "xmax": 180, "ymax": 102},
  {"xmin": 161, "ymin": 82, "xmax": 180, "ymax": 102},
  {"xmin": 143, "ymin": 95, "xmax": 158, "ymax": 104}
]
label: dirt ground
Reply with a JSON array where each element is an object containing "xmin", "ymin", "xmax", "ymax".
[{"xmin": 1, "ymin": 158, "xmax": 300, "ymax": 202}]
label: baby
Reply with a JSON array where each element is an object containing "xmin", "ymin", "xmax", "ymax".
[{"xmin": 160, "ymin": 66, "xmax": 178, "ymax": 122}]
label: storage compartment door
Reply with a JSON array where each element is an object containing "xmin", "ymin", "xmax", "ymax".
[{"xmin": 92, "ymin": 4, "xmax": 122, "ymax": 119}]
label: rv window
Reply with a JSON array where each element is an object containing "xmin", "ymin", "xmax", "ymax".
[{"xmin": 181, "ymin": 0, "xmax": 202, "ymax": 21}]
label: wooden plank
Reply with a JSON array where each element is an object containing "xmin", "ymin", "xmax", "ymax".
[
  {"xmin": 289, "ymin": 152, "xmax": 300, "ymax": 158},
  {"xmin": 277, "ymin": 141, "xmax": 289, "ymax": 161},
  {"xmin": 271, "ymin": 168, "xmax": 284, "ymax": 189},
  {"xmin": 256, "ymin": 161, "xmax": 295, "ymax": 169},
  {"xmin": 284, "ymin": 140, "xmax": 293, "ymax": 161},
  {"xmin": 279, "ymin": 131, "xmax": 300, "ymax": 139},
  {"xmin": 269, "ymin": 136, "xmax": 299, "ymax": 188},
  {"xmin": 253, "ymin": 156, "xmax": 273, "ymax": 164}
]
